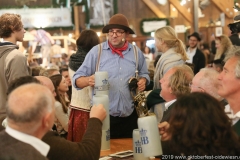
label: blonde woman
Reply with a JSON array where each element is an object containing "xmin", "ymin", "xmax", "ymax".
[
  {"xmin": 214, "ymin": 35, "xmax": 232, "ymax": 60},
  {"xmin": 154, "ymin": 26, "xmax": 188, "ymax": 89}
]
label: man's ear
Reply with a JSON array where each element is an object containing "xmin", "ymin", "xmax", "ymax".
[
  {"xmin": 168, "ymin": 86, "xmax": 173, "ymax": 94},
  {"xmin": 42, "ymin": 112, "xmax": 52, "ymax": 130}
]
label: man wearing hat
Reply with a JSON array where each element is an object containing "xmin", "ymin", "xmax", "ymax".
[
  {"xmin": 73, "ymin": 14, "xmax": 150, "ymax": 138},
  {"xmin": 186, "ymin": 32, "xmax": 206, "ymax": 74},
  {"xmin": 228, "ymin": 14, "xmax": 240, "ymax": 46}
]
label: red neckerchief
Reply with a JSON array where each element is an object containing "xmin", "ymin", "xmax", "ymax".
[{"xmin": 108, "ymin": 40, "xmax": 128, "ymax": 58}]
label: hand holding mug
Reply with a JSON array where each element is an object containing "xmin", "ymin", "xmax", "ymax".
[{"xmin": 158, "ymin": 121, "xmax": 171, "ymax": 141}]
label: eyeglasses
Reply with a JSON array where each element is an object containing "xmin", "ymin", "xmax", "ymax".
[
  {"xmin": 189, "ymin": 82, "xmax": 205, "ymax": 91},
  {"xmin": 189, "ymin": 39, "xmax": 198, "ymax": 42},
  {"xmin": 108, "ymin": 30, "xmax": 125, "ymax": 36}
]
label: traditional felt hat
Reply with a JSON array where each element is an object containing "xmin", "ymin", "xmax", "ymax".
[
  {"xmin": 102, "ymin": 14, "xmax": 135, "ymax": 34},
  {"xmin": 228, "ymin": 14, "xmax": 240, "ymax": 34},
  {"xmin": 188, "ymin": 32, "xmax": 201, "ymax": 41}
]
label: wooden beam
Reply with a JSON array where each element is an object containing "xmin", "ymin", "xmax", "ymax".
[
  {"xmin": 141, "ymin": 0, "xmax": 167, "ymax": 18},
  {"xmin": 169, "ymin": 0, "xmax": 193, "ymax": 24},
  {"xmin": 211, "ymin": 0, "xmax": 234, "ymax": 18}
]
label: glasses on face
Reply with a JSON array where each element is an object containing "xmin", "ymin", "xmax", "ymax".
[
  {"xmin": 189, "ymin": 39, "xmax": 198, "ymax": 42},
  {"xmin": 108, "ymin": 30, "xmax": 125, "ymax": 36},
  {"xmin": 189, "ymin": 82, "xmax": 205, "ymax": 91}
]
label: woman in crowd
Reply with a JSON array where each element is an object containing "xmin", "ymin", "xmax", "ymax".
[
  {"xmin": 50, "ymin": 74, "xmax": 69, "ymax": 138},
  {"xmin": 153, "ymin": 26, "xmax": 188, "ymax": 89},
  {"xmin": 200, "ymin": 43, "xmax": 214, "ymax": 66},
  {"xmin": 147, "ymin": 26, "xmax": 188, "ymax": 121},
  {"xmin": 67, "ymin": 30, "xmax": 100, "ymax": 142},
  {"xmin": 214, "ymin": 35, "xmax": 232, "ymax": 61},
  {"xmin": 159, "ymin": 92, "xmax": 240, "ymax": 156}
]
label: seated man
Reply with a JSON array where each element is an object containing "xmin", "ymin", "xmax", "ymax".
[
  {"xmin": 159, "ymin": 64, "xmax": 194, "ymax": 122},
  {"xmin": 0, "ymin": 84, "xmax": 55, "ymax": 160},
  {"xmin": 218, "ymin": 46, "xmax": 240, "ymax": 135},
  {"xmin": 3, "ymin": 76, "xmax": 107, "ymax": 160},
  {"xmin": 190, "ymin": 68, "xmax": 227, "ymax": 105}
]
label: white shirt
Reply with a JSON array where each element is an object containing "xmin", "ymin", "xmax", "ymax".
[
  {"xmin": 5, "ymin": 126, "xmax": 50, "ymax": 156},
  {"xmin": 225, "ymin": 104, "xmax": 240, "ymax": 125},
  {"xmin": 186, "ymin": 47, "xmax": 197, "ymax": 64},
  {"xmin": 164, "ymin": 99, "xmax": 176, "ymax": 111}
]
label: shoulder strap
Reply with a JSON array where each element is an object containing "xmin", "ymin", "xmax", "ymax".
[
  {"xmin": 133, "ymin": 45, "xmax": 138, "ymax": 78},
  {"xmin": 96, "ymin": 43, "xmax": 102, "ymax": 72}
]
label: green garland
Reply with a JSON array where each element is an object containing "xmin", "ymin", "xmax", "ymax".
[{"xmin": 140, "ymin": 18, "xmax": 170, "ymax": 36}]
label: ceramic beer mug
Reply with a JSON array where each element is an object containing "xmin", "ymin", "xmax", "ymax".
[
  {"xmin": 133, "ymin": 129, "xmax": 149, "ymax": 160},
  {"xmin": 137, "ymin": 115, "xmax": 162, "ymax": 157}
]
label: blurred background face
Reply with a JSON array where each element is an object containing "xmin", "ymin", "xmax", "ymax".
[
  {"xmin": 188, "ymin": 36, "xmax": 198, "ymax": 48},
  {"xmin": 15, "ymin": 27, "xmax": 26, "ymax": 42},
  {"xmin": 215, "ymin": 39, "xmax": 221, "ymax": 49},
  {"xmin": 61, "ymin": 71, "xmax": 71, "ymax": 86},
  {"xmin": 144, "ymin": 46, "xmax": 150, "ymax": 54},
  {"xmin": 58, "ymin": 76, "xmax": 69, "ymax": 93}
]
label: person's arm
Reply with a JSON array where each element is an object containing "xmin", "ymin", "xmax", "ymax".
[
  {"xmin": 42, "ymin": 104, "xmax": 106, "ymax": 160},
  {"xmin": 75, "ymin": 74, "xmax": 95, "ymax": 88},
  {"xmin": 5, "ymin": 50, "xmax": 30, "ymax": 83},
  {"xmin": 72, "ymin": 46, "xmax": 98, "ymax": 89},
  {"xmin": 31, "ymin": 41, "xmax": 38, "ymax": 55},
  {"xmin": 55, "ymin": 102, "xmax": 68, "ymax": 132}
]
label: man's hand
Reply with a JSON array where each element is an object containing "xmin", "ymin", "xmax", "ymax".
[
  {"xmin": 90, "ymin": 104, "xmax": 107, "ymax": 122},
  {"xmin": 137, "ymin": 77, "xmax": 146, "ymax": 91},
  {"xmin": 158, "ymin": 121, "xmax": 171, "ymax": 141},
  {"xmin": 88, "ymin": 75, "xmax": 95, "ymax": 87}
]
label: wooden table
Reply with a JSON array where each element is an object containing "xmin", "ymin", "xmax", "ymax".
[
  {"xmin": 100, "ymin": 138, "xmax": 133, "ymax": 157},
  {"xmin": 100, "ymin": 138, "xmax": 160, "ymax": 159}
]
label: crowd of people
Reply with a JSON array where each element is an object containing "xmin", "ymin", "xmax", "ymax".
[{"xmin": 1, "ymin": 11, "xmax": 240, "ymax": 159}]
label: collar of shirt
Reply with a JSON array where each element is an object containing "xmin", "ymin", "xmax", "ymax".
[
  {"xmin": 6, "ymin": 126, "xmax": 50, "ymax": 156},
  {"xmin": 164, "ymin": 99, "xmax": 176, "ymax": 111},
  {"xmin": 187, "ymin": 47, "xmax": 197, "ymax": 54},
  {"xmin": 186, "ymin": 47, "xmax": 197, "ymax": 63},
  {"xmin": 225, "ymin": 104, "xmax": 240, "ymax": 125}
]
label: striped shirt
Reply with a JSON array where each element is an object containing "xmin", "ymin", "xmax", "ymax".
[
  {"xmin": 73, "ymin": 41, "xmax": 150, "ymax": 117},
  {"xmin": 35, "ymin": 30, "xmax": 51, "ymax": 45}
]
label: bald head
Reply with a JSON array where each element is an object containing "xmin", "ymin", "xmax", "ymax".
[
  {"xmin": 7, "ymin": 84, "xmax": 55, "ymax": 136},
  {"xmin": 35, "ymin": 76, "xmax": 56, "ymax": 96},
  {"xmin": 191, "ymin": 68, "xmax": 222, "ymax": 101}
]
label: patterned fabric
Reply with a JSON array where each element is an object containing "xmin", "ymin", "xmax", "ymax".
[
  {"xmin": 108, "ymin": 40, "xmax": 128, "ymax": 58},
  {"xmin": 67, "ymin": 109, "xmax": 90, "ymax": 142},
  {"xmin": 69, "ymin": 47, "xmax": 88, "ymax": 72},
  {"xmin": 154, "ymin": 48, "xmax": 184, "ymax": 89}
]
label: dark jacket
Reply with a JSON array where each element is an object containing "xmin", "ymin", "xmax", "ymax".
[
  {"xmin": 42, "ymin": 118, "xmax": 102, "ymax": 160},
  {"xmin": 192, "ymin": 48, "xmax": 206, "ymax": 75},
  {"xmin": 160, "ymin": 101, "xmax": 176, "ymax": 123},
  {"xmin": 229, "ymin": 34, "xmax": 240, "ymax": 46},
  {"xmin": 233, "ymin": 120, "xmax": 240, "ymax": 136},
  {"xmin": 0, "ymin": 131, "xmax": 47, "ymax": 160}
]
